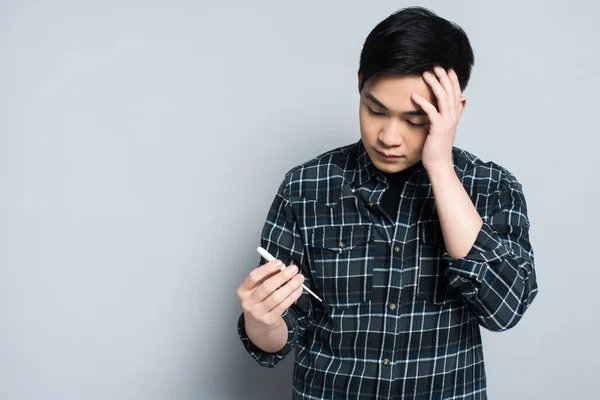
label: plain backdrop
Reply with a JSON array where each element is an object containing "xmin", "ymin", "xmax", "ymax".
[{"xmin": 1, "ymin": 1, "xmax": 599, "ymax": 399}]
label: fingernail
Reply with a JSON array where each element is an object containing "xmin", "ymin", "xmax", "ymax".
[
  {"xmin": 289, "ymin": 265, "xmax": 298, "ymax": 273},
  {"xmin": 279, "ymin": 264, "xmax": 286, "ymax": 271}
]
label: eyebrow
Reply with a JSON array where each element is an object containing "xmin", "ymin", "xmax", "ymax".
[{"xmin": 364, "ymin": 92, "xmax": 427, "ymax": 116}]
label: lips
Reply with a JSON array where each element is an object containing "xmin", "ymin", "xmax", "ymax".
[{"xmin": 376, "ymin": 150, "xmax": 402, "ymax": 158}]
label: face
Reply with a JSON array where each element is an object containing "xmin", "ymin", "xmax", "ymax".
[{"xmin": 358, "ymin": 74, "xmax": 436, "ymax": 173}]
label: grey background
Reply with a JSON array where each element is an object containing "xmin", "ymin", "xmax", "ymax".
[{"xmin": 1, "ymin": 0, "xmax": 598, "ymax": 399}]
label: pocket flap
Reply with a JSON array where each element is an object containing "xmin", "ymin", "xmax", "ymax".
[{"xmin": 310, "ymin": 224, "xmax": 373, "ymax": 253}]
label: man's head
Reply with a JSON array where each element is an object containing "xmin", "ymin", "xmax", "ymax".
[{"xmin": 358, "ymin": 6, "xmax": 474, "ymax": 173}]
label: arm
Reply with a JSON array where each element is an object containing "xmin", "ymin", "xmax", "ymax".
[
  {"xmin": 428, "ymin": 164, "xmax": 483, "ymax": 259},
  {"xmin": 238, "ymin": 177, "xmax": 316, "ymax": 367},
  {"xmin": 429, "ymin": 165, "xmax": 538, "ymax": 331},
  {"xmin": 412, "ymin": 66, "xmax": 538, "ymax": 332}
]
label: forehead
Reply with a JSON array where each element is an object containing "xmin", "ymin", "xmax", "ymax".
[{"xmin": 363, "ymin": 74, "xmax": 435, "ymax": 108}]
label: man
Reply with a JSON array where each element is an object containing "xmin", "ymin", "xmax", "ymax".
[{"xmin": 236, "ymin": 6, "xmax": 538, "ymax": 399}]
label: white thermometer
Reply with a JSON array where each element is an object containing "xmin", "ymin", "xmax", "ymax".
[{"xmin": 256, "ymin": 246, "xmax": 323, "ymax": 303}]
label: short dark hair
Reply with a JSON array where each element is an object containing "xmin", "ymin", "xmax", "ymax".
[{"xmin": 358, "ymin": 6, "xmax": 475, "ymax": 92}]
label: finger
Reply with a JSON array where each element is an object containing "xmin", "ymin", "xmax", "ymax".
[
  {"xmin": 253, "ymin": 264, "xmax": 300, "ymax": 303},
  {"xmin": 422, "ymin": 70, "xmax": 449, "ymax": 116},
  {"xmin": 448, "ymin": 69, "xmax": 463, "ymax": 110},
  {"xmin": 263, "ymin": 273, "xmax": 305, "ymax": 312},
  {"xmin": 411, "ymin": 93, "xmax": 441, "ymax": 126},
  {"xmin": 240, "ymin": 259, "xmax": 285, "ymax": 292},
  {"xmin": 257, "ymin": 270, "xmax": 280, "ymax": 286},
  {"xmin": 267, "ymin": 281, "xmax": 305, "ymax": 317},
  {"xmin": 433, "ymin": 66, "xmax": 455, "ymax": 116}
]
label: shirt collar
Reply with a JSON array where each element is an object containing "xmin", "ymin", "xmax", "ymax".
[{"xmin": 355, "ymin": 139, "xmax": 381, "ymax": 187}]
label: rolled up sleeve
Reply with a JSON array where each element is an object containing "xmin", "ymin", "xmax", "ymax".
[
  {"xmin": 445, "ymin": 178, "xmax": 538, "ymax": 331},
  {"xmin": 237, "ymin": 308, "xmax": 299, "ymax": 368}
]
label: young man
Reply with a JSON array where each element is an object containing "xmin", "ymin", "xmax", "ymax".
[{"xmin": 236, "ymin": 6, "xmax": 538, "ymax": 399}]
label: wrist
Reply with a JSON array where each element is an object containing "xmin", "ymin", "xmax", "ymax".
[
  {"xmin": 425, "ymin": 161, "xmax": 455, "ymax": 180},
  {"xmin": 245, "ymin": 315, "xmax": 289, "ymax": 353},
  {"xmin": 245, "ymin": 312, "xmax": 285, "ymax": 335}
]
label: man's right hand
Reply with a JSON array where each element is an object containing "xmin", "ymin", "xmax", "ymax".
[{"xmin": 237, "ymin": 259, "xmax": 305, "ymax": 336}]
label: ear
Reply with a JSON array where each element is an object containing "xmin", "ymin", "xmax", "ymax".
[{"xmin": 458, "ymin": 96, "xmax": 467, "ymax": 117}]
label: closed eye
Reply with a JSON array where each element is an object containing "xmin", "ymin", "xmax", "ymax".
[
  {"xmin": 367, "ymin": 107, "xmax": 386, "ymax": 117},
  {"xmin": 406, "ymin": 120, "xmax": 428, "ymax": 127}
]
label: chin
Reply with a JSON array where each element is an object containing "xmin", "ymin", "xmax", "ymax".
[{"xmin": 373, "ymin": 161, "xmax": 406, "ymax": 173}]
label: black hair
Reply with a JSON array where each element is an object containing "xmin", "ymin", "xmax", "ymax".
[{"xmin": 358, "ymin": 6, "xmax": 475, "ymax": 92}]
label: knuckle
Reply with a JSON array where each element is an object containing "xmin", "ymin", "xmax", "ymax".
[
  {"xmin": 247, "ymin": 271, "xmax": 259, "ymax": 285},
  {"xmin": 254, "ymin": 286, "xmax": 267, "ymax": 301},
  {"xmin": 285, "ymin": 265, "xmax": 298, "ymax": 275},
  {"xmin": 260, "ymin": 281, "xmax": 276, "ymax": 295},
  {"xmin": 269, "ymin": 291, "xmax": 285, "ymax": 306}
]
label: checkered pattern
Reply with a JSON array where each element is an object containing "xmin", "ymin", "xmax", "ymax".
[{"xmin": 238, "ymin": 139, "xmax": 538, "ymax": 399}]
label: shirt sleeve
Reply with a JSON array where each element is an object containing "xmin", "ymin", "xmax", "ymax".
[
  {"xmin": 237, "ymin": 176, "xmax": 316, "ymax": 367},
  {"xmin": 444, "ymin": 175, "xmax": 538, "ymax": 331}
]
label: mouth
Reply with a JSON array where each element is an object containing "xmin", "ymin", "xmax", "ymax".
[{"xmin": 375, "ymin": 150, "xmax": 403, "ymax": 161}]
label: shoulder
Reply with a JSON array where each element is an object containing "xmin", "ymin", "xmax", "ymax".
[
  {"xmin": 452, "ymin": 147, "xmax": 523, "ymax": 192},
  {"xmin": 280, "ymin": 142, "xmax": 359, "ymax": 199},
  {"xmin": 452, "ymin": 147, "xmax": 529, "ymax": 219},
  {"xmin": 288, "ymin": 142, "xmax": 358, "ymax": 176}
]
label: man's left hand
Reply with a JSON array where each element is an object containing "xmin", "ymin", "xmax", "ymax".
[{"xmin": 411, "ymin": 66, "xmax": 466, "ymax": 172}]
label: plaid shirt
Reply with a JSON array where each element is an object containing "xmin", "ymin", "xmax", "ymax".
[{"xmin": 238, "ymin": 139, "xmax": 538, "ymax": 399}]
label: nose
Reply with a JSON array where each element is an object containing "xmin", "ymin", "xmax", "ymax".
[{"xmin": 378, "ymin": 119, "xmax": 404, "ymax": 148}]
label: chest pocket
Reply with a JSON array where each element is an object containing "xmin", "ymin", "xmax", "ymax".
[
  {"xmin": 417, "ymin": 222, "xmax": 462, "ymax": 305},
  {"xmin": 308, "ymin": 224, "xmax": 374, "ymax": 309}
]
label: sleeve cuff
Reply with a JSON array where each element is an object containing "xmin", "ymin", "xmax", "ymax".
[
  {"xmin": 445, "ymin": 221, "xmax": 511, "ymax": 285},
  {"xmin": 237, "ymin": 309, "xmax": 298, "ymax": 368}
]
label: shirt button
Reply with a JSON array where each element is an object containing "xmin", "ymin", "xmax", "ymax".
[
  {"xmin": 382, "ymin": 359, "xmax": 390, "ymax": 366},
  {"xmin": 338, "ymin": 241, "xmax": 345, "ymax": 249},
  {"xmin": 394, "ymin": 246, "xmax": 401, "ymax": 253},
  {"xmin": 369, "ymin": 201, "xmax": 375, "ymax": 207},
  {"xmin": 388, "ymin": 304, "xmax": 397, "ymax": 311}
]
